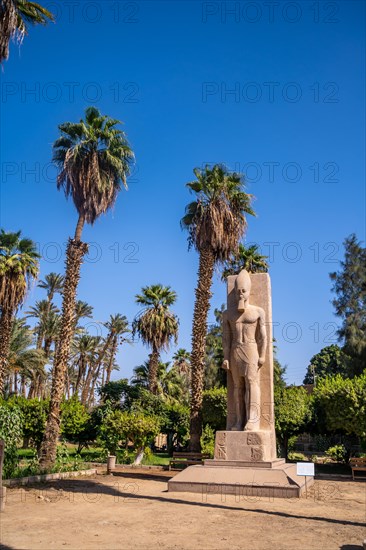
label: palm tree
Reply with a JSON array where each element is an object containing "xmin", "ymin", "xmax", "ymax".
[
  {"xmin": 0, "ymin": 0, "xmax": 54, "ymax": 63},
  {"xmin": 159, "ymin": 362, "xmax": 189, "ymax": 405},
  {"xmin": 172, "ymin": 348, "xmax": 191, "ymax": 396},
  {"xmin": 132, "ymin": 285, "xmax": 179, "ymax": 394},
  {"xmin": 131, "ymin": 361, "xmax": 149, "ymax": 388},
  {"xmin": 181, "ymin": 164, "xmax": 255, "ymax": 450},
  {"xmin": 172, "ymin": 348, "xmax": 191, "ymax": 377},
  {"xmin": 0, "ymin": 230, "xmax": 40, "ymax": 394},
  {"xmin": 6, "ymin": 318, "xmax": 46, "ymax": 397},
  {"xmin": 131, "ymin": 360, "xmax": 188, "ymax": 403},
  {"xmin": 74, "ymin": 300, "xmax": 93, "ymax": 325},
  {"xmin": 70, "ymin": 334, "xmax": 96, "ymax": 395},
  {"xmin": 40, "ymin": 106, "xmax": 134, "ymax": 469},
  {"xmin": 38, "ymin": 272, "xmax": 64, "ymax": 303},
  {"xmin": 221, "ymin": 243, "xmax": 269, "ymax": 279},
  {"xmin": 26, "ymin": 299, "xmax": 60, "ymax": 349},
  {"xmin": 102, "ymin": 314, "xmax": 130, "ymax": 385}
]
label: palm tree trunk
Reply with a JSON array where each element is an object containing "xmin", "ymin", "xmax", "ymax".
[
  {"xmin": 0, "ymin": 308, "xmax": 14, "ymax": 395},
  {"xmin": 105, "ymin": 337, "xmax": 118, "ymax": 384},
  {"xmin": 74, "ymin": 357, "xmax": 85, "ymax": 395},
  {"xmin": 81, "ymin": 364, "xmax": 94, "ymax": 406},
  {"xmin": 39, "ymin": 232, "xmax": 88, "ymax": 470},
  {"xmin": 149, "ymin": 346, "xmax": 160, "ymax": 394},
  {"xmin": 189, "ymin": 247, "xmax": 215, "ymax": 452},
  {"xmin": 74, "ymin": 214, "xmax": 85, "ymax": 241},
  {"xmin": 21, "ymin": 375, "xmax": 26, "ymax": 397},
  {"xmin": 88, "ymin": 363, "xmax": 102, "ymax": 406}
]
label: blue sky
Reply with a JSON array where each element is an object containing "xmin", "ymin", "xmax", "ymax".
[{"xmin": 1, "ymin": 0, "xmax": 365, "ymax": 384}]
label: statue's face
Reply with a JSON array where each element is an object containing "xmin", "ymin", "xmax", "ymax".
[{"xmin": 236, "ymin": 283, "xmax": 250, "ymax": 311}]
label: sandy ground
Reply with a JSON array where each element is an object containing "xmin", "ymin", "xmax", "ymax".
[{"xmin": 0, "ymin": 469, "xmax": 365, "ymax": 550}]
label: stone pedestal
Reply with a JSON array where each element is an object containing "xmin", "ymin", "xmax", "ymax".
[
  {"xmin": 168, "ymin": 461, "xmax": 313, "ymax": 498},
  {"xmin": 214, "ymin": 430, "xmax": 276, "ymax": 462}
]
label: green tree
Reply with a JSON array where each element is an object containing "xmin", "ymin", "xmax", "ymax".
[
  {"xmin": 40, "ymin": 107, "xmax": 134, "ymax": 469},
  {"xmin": 0, "ymin": 0, "xmax": 54, "ymax": 63},
  {"xmin": 274, "ymin": 385, "xmax": 312, "ymax": 459},
  {"xmin": 132, "ymin": 285, "xmax": 179, "ymax": 394},
  {"xmin": 9, "ymin": 396, "xmax": 48, "ymax": 452},
  {"xmin": 202, "ymin": 387, "xmax": 227, "ymax": 431},
  {"xmin": 273, "ymin": 348, "xmax": 287, "ymax": 389},
  {"xmin": 98, "ymin": 378, "xmax": 136, "ymax": 406},
  {"xmin": 0, "ymin": 230, "xmax": 40, "ymax": 394},
  {"xmin": 98, "ymin": 409, "xmax": 160, "ymax": 462},
  {"xmin": 60, "ymin": 398, "xmax": 90, "ymax": 443},
  {"xmin": 330, "ymin": 234, "xmax": 366, "ymax": 376},
  {"xmin": 303, "ymin": 345, "xmax": 348, "ymax": 384},
  {"xmin": 313, "ymin": 374, "xmax": 366, "ymax": 438},
  {"xmin": 221, "ymin": 243, "xmax": 269, "ymax": 279},
  {"xmin": 181, "ymin": 164, "xmax": 255, "ymax": 450}
]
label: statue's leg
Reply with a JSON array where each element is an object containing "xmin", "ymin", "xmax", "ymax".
[
  {"xmin": 244, "ymin": 364, "xmax": 261, "ymax": 431},
  {"xmin": 231, "ymin": 367, "xmax": 244, "ymax": 431}
]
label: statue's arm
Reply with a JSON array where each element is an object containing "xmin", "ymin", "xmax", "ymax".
[
  {"xmin": 257, "ymin": 308, "xmax": 267, "ymax": 367},
  {"xmin": 222, "ymin": 310, "xmax": 231, "ymax": 370}
]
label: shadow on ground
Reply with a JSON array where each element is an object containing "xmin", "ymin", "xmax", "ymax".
[{"xmin": 20, "ymin": 477, "xmax": 366, "ymax": 529}]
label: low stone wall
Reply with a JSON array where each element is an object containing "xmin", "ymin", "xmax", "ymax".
[{"xmin": 3, "ymin": 468, "xmax": 98, "ymax": 487}]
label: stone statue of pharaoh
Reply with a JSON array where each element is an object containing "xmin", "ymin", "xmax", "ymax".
[{"xmin": 222, "ymin": 269, "xmax": 267, "ymax": 431}]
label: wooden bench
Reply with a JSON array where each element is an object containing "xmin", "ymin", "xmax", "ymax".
[
  {"xmin": 168, "ymin": 452, "xmax": 209, "ymax": 471},
  {"xmin": 350, "ymin": 457, "xmax": 366, "ymax": 480}
]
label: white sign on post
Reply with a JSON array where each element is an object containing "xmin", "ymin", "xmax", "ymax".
[{"xmin": 296, "ymin": 462, "xmax": 314, "ymax": 476}]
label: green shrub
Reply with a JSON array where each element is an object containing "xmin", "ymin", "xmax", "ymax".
[
  {"xmin": 0, "ymin": 404, "xmax": 23, "ymax": 478},
  {"xmin": 200, "ymin": 424, "xmax": 215, "ymax": 458},
  {"xmin": 287, "ymin": 452, "xmax": 308, "ymax": 462},
  {"xmin": 325, "ymin": 444, "xmax": 347, "ymax": 463}
]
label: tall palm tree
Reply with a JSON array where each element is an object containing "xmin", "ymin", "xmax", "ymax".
[
  {"xmin": 181, "ymin": 164, "xmax": 255, "ymax": 450},
  {"xmin": 132, "ymin": 285, "xmax": 179, "ymax": 394},
  {"xmin": 0, "ymin": 0, "xmax": 54, "ymax": 63},
  {"xmin": 40, "ymin": 106, "xmax": 134, "ymax": 469},
  {"xmin": 102, "ymin": 314, "xmax": 130, "ymax": 385},
  {"xmin": 0, "ymin": 230, "xmax": 40, "ymax": 394},
  {"xmin": 221, "ymin": 243, "xmax": 269, "ymax": 279}
]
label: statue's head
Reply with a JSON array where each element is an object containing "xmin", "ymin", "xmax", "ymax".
[{"xmin": 235, "ymin": 269, "xmax": 251, "ymax": 312}]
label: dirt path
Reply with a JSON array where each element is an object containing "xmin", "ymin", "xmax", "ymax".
[{"xmin": 1, "ymin": 469, "xmax": 365, "ymax": 550}]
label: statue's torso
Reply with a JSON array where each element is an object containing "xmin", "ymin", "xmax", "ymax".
[{"xmin": 225, "ymin": 305, "xmax": 262, "ymax": 365}]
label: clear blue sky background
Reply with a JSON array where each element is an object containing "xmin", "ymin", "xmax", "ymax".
[{"xmin": 1, "ymin": 0, "xmax": 365, "ymax": 384}]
